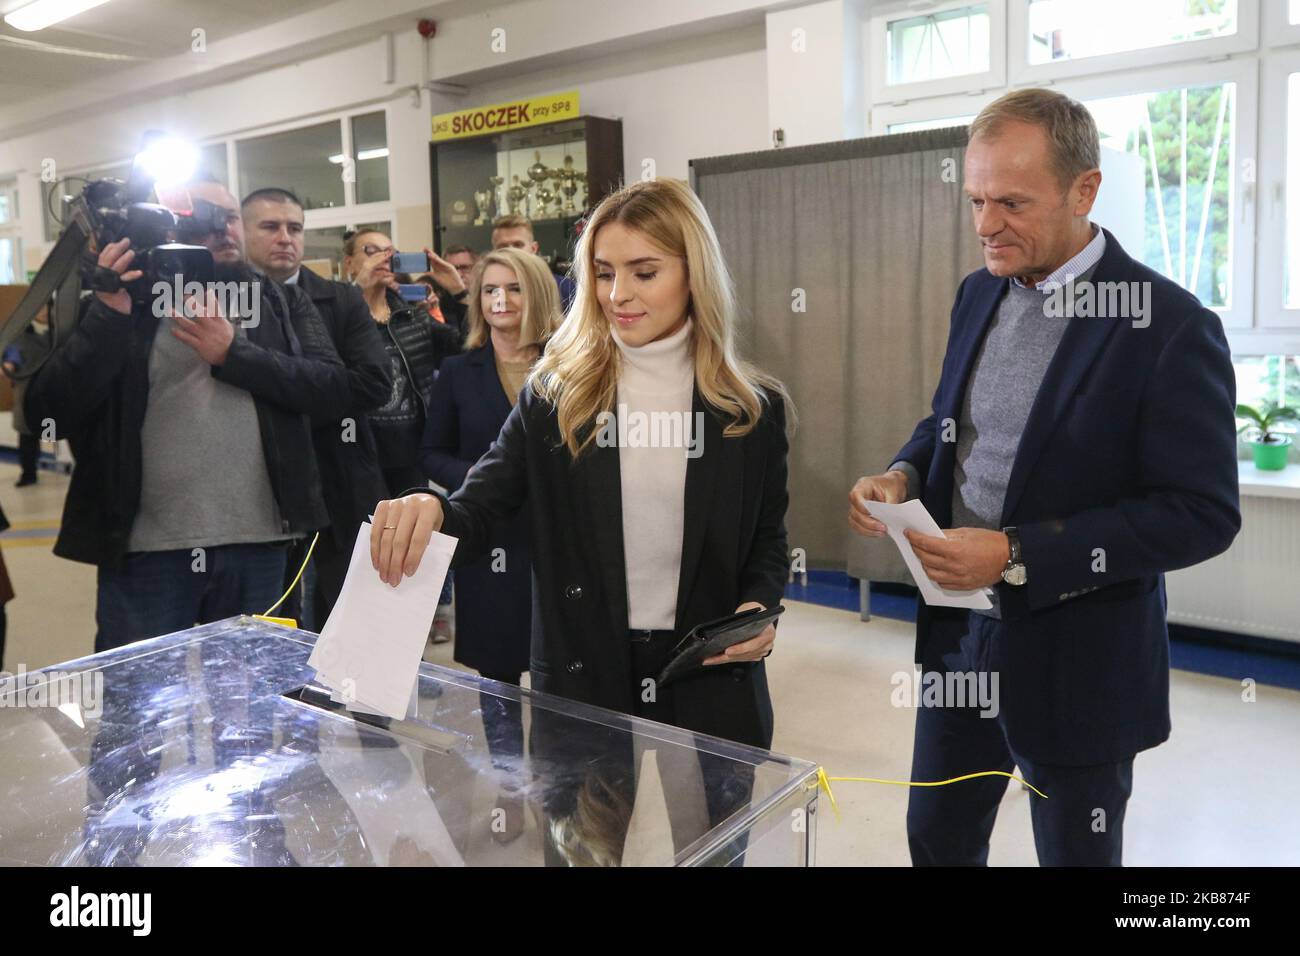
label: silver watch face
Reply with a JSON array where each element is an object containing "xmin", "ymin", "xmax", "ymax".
[{"xmin": 1002, "ymin": 564, "xmax": 1027, "ymax": 586}]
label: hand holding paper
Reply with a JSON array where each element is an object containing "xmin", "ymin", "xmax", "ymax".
[
  {"xmin": 308, "ymin": 520, "xmax": 458, "ymax": 719},
  {"xmin": 863, "ymin": 500, "xmax": 993, "ymax": 610}
]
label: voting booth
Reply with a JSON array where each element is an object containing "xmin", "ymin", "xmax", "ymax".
[{"xmin": 0, "ymin": 617, "xmax": 819, "ymax": 866}]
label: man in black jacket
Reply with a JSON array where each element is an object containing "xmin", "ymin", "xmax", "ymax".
[
  {"xmin": 26, "ymin": 179, "xmax": 351, "ymax": 653},
  {"xmin": 242, "ymin": 187, "xmax": 392, "ymax": 627}
]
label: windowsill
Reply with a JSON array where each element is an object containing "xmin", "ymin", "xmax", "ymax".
[{"xmin": 1238, "ymin": 460, "xmax": 1300, "ymax": 499}]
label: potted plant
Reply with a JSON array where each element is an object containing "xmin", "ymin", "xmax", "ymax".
[{"xmin": 1236, "ymin": 401, "xmax": 1298, "ymax": 471}]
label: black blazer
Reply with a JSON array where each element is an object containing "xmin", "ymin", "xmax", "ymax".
[
  {"xmin": 428, "ymin": 385, "xmax": 790, "ymax": 749},
  {"xmin": 894, "ymin": 228, "xmax": 1240, "ymax": 766},
  {"xmin": 419, "ymin": 341, "xmax": 532, "ymax": 675},
  {"xmin": 295, "ymin": 268, "xmax": 392, "ymax": 548}
]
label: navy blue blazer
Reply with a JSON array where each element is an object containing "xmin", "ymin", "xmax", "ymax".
[
  {"xmin": 893, "ymin": 228, "xmax": 1240, "ymax": 765},
  {"xmin": 420, "ymin": 341, "xmax": 532, "ymax": 675}
]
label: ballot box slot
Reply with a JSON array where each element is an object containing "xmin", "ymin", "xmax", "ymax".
[{"xmin": 283, "ymin": 683, "xmax": 468, "ymax": 755}]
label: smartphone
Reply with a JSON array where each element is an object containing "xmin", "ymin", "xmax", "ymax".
[
  {"xmin": 397, "ymin": 283, "xmax": 428, "ymax": 302},
  {"xmin": 392, "ymin": 251, "xmax": 428, "ymax": 274}
]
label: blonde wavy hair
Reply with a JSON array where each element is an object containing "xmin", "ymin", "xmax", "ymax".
[
  {"xmin": 464, "ymin": 247, "xmax": 561, "ymax": 350},
  {"xmin": 531, "ymin": 177, "xmax": 790, "ymax": 456}
]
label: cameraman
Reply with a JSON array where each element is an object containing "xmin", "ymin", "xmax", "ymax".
[{"xmin": 25, "ymin": 178, "xmax": 350, "ymax": 654}]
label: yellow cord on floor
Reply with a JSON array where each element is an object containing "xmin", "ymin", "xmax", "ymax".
[
  {"xmin": 815, "ymin": 766, "xmax": 1048, "ymax": 820},
  {"xmin": 253, "ymin": 531, "xmax": 319, "ymax": 629}
]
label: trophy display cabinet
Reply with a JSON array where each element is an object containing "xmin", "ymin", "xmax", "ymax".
[{"xmin": 428, "ymin": 115, "xmax": 623, "ymax": 274}]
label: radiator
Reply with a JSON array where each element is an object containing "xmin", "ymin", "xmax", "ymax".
[{"xmin": 1165, "ymin": 464, "xmax": 1300, "ymax": 644}]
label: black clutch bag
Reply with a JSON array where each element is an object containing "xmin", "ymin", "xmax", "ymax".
[{"xmin": 655, "ymin": 605, "xmax": 784, "ymax": 688}]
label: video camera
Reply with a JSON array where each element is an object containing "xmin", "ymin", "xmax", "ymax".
[{"xmin": 0, "ymin": 131, "xmax": 222, "ymax": 369}]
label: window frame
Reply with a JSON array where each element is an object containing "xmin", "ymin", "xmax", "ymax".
[
  {"xmin": 870, "ymin": 91, "xmax": 995, "ymax": 134},
  {"xmin": 1254, "ymin": 48, "xmax": 1300, "ymax": 332},
  {"xmin": 1265, "ymin": 0, "xmax": 1300, "ymax": 49},
  {"xmin": 868, "ymin": 0, "xmax": 1007, "ymax": 105},
  {"xmin": 1009, "ymin": 0, "xmax": 1259, "ymax": 85}
]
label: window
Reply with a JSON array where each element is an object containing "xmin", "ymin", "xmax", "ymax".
[
  {"xmin": 1011, "ymin": 0, "xmax": 1256, "ymax": 83},
  {"xmin": 1027, "ymin": 0, "xmax": 1237, "ymax": 66},
  {"xmin": 1288, "ymin": 74, "xmax": 1300, "ymax": 312},
  {"xmin": 1257, "ymin": 50, "xmax": 1300, "ymax": 334},
  {"xmin": 200, "ymin": 142, "xmax": 229, "ymax": 189},
  {"xmin": 887, "ymin": 4, "xmax": 990, "ymax": 85},
  {"xmin": 238, "ymin": 120, "xmax": 345, "ymax": 211},
  {"xmin": 350, "ymin": 112, "xmax": 389, "ymax": 205},
  {"xmin": 0, "ymin": 179, "xmax": 21, "ymax": 283},
  {"xmin": 869, "ymin": 0, "xmax": 1006, "ymax": 103},
  {"xmin": 1084, "ymin": 80, "xmax": 1237, "ymax": 311}
]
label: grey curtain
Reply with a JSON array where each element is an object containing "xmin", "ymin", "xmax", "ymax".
[{"xmin": 692, "ymin": 128, "xmax": 985, "ymax": 582}]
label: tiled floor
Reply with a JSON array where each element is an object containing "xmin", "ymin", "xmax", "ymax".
[{"xmin": 3, "ymin": 463, "xmax": 1297, "ymax": 866}]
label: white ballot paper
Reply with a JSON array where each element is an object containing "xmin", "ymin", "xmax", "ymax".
[
  {"xmin": 864, "ymin": 499, "xmax": 993, "ymax": 610},
  {"xmin": 307, "ymin": 520, "xmax": 458, "ymax": 720}
]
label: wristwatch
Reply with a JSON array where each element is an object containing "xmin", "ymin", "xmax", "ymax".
[{"xmin": 1001, "ymin": 526, "xmax": 1027, "ymax": 586}]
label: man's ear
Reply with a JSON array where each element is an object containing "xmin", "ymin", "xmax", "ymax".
[{"xmin": 1073, "ymin": 168, "xmax": 1102, "ymax": 217}]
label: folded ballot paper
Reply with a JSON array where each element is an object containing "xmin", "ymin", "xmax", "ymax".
[
  {"xmin": 863, "ymin": 499, "xmax": 993, "ymax": 610},
  {"xmin": 307, "ymin": 521, "xmax": 458, "ymax": 720}
]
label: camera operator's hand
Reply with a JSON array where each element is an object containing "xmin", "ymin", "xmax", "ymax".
[
  {"xmin": 169, "ymin": 289, "xmax": 234, "ymax": 366},
  {"xmin": 94, "ymin": 238, "xmax": 143, "ymax": 316},
  {"xmin": 422, "ymin": 246, "xmax": 466, "ymax": 295}
]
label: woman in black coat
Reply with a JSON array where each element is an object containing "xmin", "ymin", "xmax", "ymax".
[
  {"xmin": 372, "ymin": 179, "xmax": 791, "ymax": 864},
  {"xmin": 418, "ymin": 247, "xmax": 560, "ymax": 842}
]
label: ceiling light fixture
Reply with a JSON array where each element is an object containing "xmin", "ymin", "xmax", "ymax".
[{"xmin": 5, "ymin": 0, "xmax": 113, "ymax": 32}]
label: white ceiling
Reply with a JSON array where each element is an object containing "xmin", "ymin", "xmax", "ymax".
[{"xmin": 0, "ymin": 0, "xmax": 342, "ymax": 101}]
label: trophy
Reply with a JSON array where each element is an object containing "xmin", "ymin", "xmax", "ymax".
[
  {"xmin": 535, "ymin": 184, "xmax": 555, "ymax": 219},
  {"xmin": 561, "ymin": 173, "xmax": 579, "ymax": 215},
  {"xmin": 550, "ymin": 170, "xmax": 566, "ymax": 217},
  {"xmin": 473, "ymin": 187, "xmax": 492, "ymax": 226},
  {"xmin": 507, "ymin": 175, "xmax": 526, "ymax": 215},
  {"xmin": 527, "ymin": 150, "xmax": 550, "ymax": 188},
  {"xmin": 488, "ymin": 175, "xmax": 504, "ymax": 218}
]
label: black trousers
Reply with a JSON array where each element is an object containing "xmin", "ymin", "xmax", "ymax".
[
  {"xmin": 18, "ymin": 433, "xmax": 38, "ymax": 480},
  {"xmin": 906, "ymin": 611, "xmax": 1134, "ymax": 866}
]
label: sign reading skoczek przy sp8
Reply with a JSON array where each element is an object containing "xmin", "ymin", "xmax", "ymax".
[{"xmin": 431, "ymin": 91, "xmax": 581, "ymax": 142}]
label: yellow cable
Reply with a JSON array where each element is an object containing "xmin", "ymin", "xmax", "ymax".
[
  {"xmin": 816, "ymin": 768, "xmax": 1049, "ymax": 821},
  {"xmin": 259, "ymin": 532, "xmax": 319, "ymax": 619}
]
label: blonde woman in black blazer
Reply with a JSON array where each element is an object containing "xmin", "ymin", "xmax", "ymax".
[{"xmin": 372, "ymin": 179, "xmax": 791, "ymax": 861}]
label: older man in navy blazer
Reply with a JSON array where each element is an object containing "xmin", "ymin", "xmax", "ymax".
[{"xmin": 849, "ymin": 88, "xmax": 1240, "ymax": 866}]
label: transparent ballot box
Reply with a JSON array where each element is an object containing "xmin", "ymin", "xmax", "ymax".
[{"xmin": 0, "ymin": 617, "xmax": 818, "ymax": 866}]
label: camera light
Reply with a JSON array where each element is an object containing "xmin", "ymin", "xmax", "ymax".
[
  {"xmin": 135, "ymin": 137, "xmax": 199, "ymax": 188},
  {"xmin": 4, "ymin": 0, "xmax": 113, "ymax": 32}
]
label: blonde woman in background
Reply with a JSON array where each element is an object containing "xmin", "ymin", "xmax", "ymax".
[{"xmin": 418, "ymin": 247, "xmax": 560, "ymax": 845}]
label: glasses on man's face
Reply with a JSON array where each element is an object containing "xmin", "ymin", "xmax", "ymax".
[{"xmin": 362, "ymin": 244, "xmax": 393, "ymax": 257}]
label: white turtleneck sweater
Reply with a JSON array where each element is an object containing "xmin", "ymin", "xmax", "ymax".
[{"xmin": 612, "ymin": 319, "xmax": 695, "ymax": 631}]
